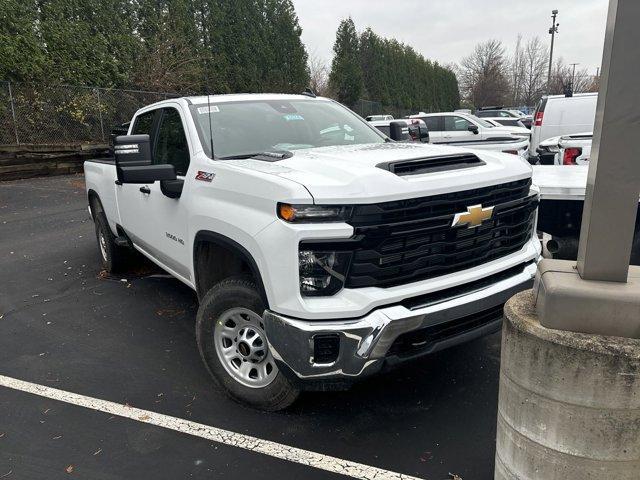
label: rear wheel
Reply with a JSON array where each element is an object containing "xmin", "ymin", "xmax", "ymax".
[
  {"xmin": 94, "ymin": 211, "xmax": 129, "ymax": 274},
  {"xmin": 196, "ymin": 276, "xmax": 299, "ymax": 411}
]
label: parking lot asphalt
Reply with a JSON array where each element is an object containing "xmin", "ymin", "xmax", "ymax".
[{"xmin": 0, "ymin": 175, "xmax": 503, "ymax": 480}]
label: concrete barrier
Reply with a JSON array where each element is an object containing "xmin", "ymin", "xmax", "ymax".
[
  {"xmin": 0, "ymin": 144, "xmax": 110, "ymax": 181},
  {"xmin": 495, "ymin": 291, "xmax": 640, "ymax": 479}
]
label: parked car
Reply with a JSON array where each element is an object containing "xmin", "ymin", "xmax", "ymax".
[
  {"xmin": 84, "ymin": 93, "xmax": 540, "ymax": 410},
  {"xmin": 530, "ymin": 93, "xmax": 598, "ymax": 160},
  {"xmin": 365, "ymin": 114, "xmax": 394, "ymax": 121},
  {"xmin": 533, "ymin": 164, "xmax": 640, "ymax": 263},
  {"xmin": 475, "ymin": 107, "xmax": 532, "ymax": 129},
  {"xmin": 536, "ymin": 132, "xmax": 592, "ymax": 165},
  {"xmin": 407, "ymin": 111, "xmax": 530, "ymax": 159},
  {"xmin": 370, "ymin": 118, "xmax": 429, "ymax": 143}
]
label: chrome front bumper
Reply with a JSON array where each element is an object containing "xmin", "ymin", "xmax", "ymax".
[{"xmin": 263, "ymin": 262, "xmax": 536, "ymax": 382}]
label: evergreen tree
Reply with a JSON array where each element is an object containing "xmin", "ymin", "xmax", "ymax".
[
  {"xmin": 39, "ymin": 0, "xmax": 139, "ymax": 87},
  {"xmin": 329, "ymin": 18, "xmax": 459, "ymax": 112},
  {"xmin": 329, "ymin": 17, "xmax": 363, "ymax": 106},
  {"xmin": 0, "ymin": 0, "xmax": 48, "ymax": 82}
]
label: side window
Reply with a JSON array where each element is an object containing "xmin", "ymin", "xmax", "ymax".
[
  {"xmin": 444, "ymin": 116, "xmax": 472, "ymax": 131},
  {"xmin": 131, "ymin": 111, "xmax": 155, "ymax": 135},
  {"xmin": 422, "ymin": 116, "xmax": 441, "ymax": 131},
  {"xmin": 155, "ymin": 108, "xmax": 190, "ymax": 176},
  {"xmin": 375, "ymin": 125, "xmax": 390, "ymax": 136}
]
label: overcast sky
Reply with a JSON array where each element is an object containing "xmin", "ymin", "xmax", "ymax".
[{"xmin": 292, "ymin": 0, "xmax": 608, "ymax": 74}]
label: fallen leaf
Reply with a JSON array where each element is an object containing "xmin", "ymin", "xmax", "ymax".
[
  {"xmin": 139, "ymin": 414, "xmax": 150, "ymax": 421},
  {"xmin": 448, "ymin": 474, "xmax": 463, "ymax": 480},
  {"xmin": 65, "ymin": 465, "xmax": 74, "ymax": 474}
]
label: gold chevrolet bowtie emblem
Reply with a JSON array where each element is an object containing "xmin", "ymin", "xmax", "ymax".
[{"xmin": 452, "ymin": 204, "xmax": 495, "ymax": 228}]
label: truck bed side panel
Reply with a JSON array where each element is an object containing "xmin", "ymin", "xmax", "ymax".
[{"xmin": 84, "ymin": 160, "xmax": 120, "ymax": 232}]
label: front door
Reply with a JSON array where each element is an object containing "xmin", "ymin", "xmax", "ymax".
[
  {"xmin": 442, "ymin": 115, "xmax": 477, "ymax": 143},
  {"xmin": 116, "ymin": 104, "xmax": 193, "ymax": 283}
]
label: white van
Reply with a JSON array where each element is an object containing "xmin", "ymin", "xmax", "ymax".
[{"xmin": 530, "ymin": 93, "xmax": 598, "ymax": 157}]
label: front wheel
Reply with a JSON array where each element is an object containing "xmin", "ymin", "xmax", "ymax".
[{"xmin": 196, "ymin": 276, "xmax": 299, "ymax": 411}]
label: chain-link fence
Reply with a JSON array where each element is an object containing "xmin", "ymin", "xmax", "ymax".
[
  {"xmin": 0, "ymin": 81, "xmax": 179, "ymax": 146},
  {"xmin": 0, "ymin": 82, "xmax": 429, "ymax": 147}
]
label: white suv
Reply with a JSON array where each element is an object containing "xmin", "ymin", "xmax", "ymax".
[{"xmin": 408, "ymin": 112, "xmax": 530, "ymax": 158}]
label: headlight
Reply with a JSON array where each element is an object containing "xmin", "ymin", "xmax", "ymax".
[
  {"xmin": 299, "ymin": 249, "xmax": 352, "ymax": 296},
  {"xmin": 278, "ymin": 203, "xmax": 351, "ymax": 223}
]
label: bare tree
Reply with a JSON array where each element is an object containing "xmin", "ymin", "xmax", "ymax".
[
  {"xmin": 520, "ymin": 37, "xmax": 549, "ymax": 106},
  {"xmin": 458, "ymin": 39, "xmax": 509, "ymax": 107},
  {"xmin": 508, "ymin": 35, "xmax": 526, "ymax": 105},
  {"xmin": 548, "ymin": 58, "xmax": 594, "ymax": 95},
  {"xmin": 307, "ymin": 53, "xmax": 330, "ymax": 96}
]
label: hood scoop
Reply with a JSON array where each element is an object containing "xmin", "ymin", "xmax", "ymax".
[{"xmin": 377, "ymin": 153, "xmax": 485, "ymax": 176}]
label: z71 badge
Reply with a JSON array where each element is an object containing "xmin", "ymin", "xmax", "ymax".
[{"xmin": 195, "ymin": 171, "xmax": 215, "ymax": 182}]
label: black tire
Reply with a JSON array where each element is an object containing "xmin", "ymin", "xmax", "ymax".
[
  {"xmin": 94, "ymin": 212, "xmax": 129, "ymax": 274},
  {"xmin": 196, "ymin": 276, "xmax": 299, "ymax": 411}
]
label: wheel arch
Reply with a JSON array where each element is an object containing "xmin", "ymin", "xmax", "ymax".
[
  {"xmin": 193, "ymin": 230, "xmax": 269, "ymax": 307},
  {"xmin": 87, "ymin": 189, "xmax": 102, "ymax": 219}
]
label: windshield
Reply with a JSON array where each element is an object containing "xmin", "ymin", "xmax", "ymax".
[
  {"xmin": 190, "ymin": 99, "xmax": 386, "ymax": 159},
  {"xmin": 467, "ymin": 115, "xmax": 494, "ymax": 129}
]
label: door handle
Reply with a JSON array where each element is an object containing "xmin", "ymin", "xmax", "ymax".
[{"xmin": 139, "ymin": 186, "xmax": 151, "ymax": 194}]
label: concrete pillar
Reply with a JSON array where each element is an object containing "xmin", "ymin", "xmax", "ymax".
[{"xmin": 495, "ymin": 291, "xmax": 640, "ymax": 479}]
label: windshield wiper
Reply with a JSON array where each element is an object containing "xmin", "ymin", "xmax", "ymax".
[
  {"xmin": 219, "ymin": 150, "xmax": 293, "ymax": 161},
  {"xmin": 218, "ymin": 152, "xmax": 264, "ymax": 160}
]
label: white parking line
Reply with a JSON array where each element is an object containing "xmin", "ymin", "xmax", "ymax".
[{"xmin": 0, "ymin": 374, "xmax": 424, "ymax": 480}]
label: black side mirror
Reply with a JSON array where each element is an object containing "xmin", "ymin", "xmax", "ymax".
[
  {"xmin": 389, "ymin": 121, "xmax": 410, "ymax": 141},
  {"xmin": 115, "ymin": 135, "xmax": 176, "ymax": 184},
  {"xmin": 468, "ymin": 125, "xmax": 479, "ymax": 134},
  {"xmin": 418, "ymin": 125, "xmax": 430, "ymax": 143}
]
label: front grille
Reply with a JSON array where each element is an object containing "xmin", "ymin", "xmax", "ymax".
[
  {"xmin": 345, "ymin": 179, "xmax": 536, "ymax": 288},
  {"xmin": 386, "ymin": 304, "xmax": 504, "ymax": 358}
]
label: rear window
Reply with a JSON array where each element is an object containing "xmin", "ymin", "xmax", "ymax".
[{"xmin": 535, "ymin": 98, "xmax": 548, "ymax": 115}]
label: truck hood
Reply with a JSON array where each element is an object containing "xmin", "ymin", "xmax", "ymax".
[
  {"xmin": 224, "ymin": 142, "xmax": 532, "ymax": 204},
  {"xmin": 487, "ymin": 126, "xmax": 531, "ymax": 137}
]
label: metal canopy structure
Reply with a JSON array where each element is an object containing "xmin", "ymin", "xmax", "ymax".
[
  {"xmin": 536, "ymin": 0, "xmax": 640, "ymax": 338},
  {"xmin": 576, "ymin": 0, "xmax": 640, "ymax": 282}
]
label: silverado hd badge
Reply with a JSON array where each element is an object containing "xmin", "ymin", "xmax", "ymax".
[{"xmin": 452, "ymin": 204, "xmax": 494, "ymax": 228}]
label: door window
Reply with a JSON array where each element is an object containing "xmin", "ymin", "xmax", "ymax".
[
  {"xmin": 421, "ymin": 116, "xmax": 441, "ymax": 131},
  {"xmin": 131, "ymin": 111, "xmax": 156, "ymax": 135},
  {"xmin": 444, "ymin": 116, "xmax": 472, "ymax": 131},
  {"xmin": 155, "ymin": 108, "xmax": 190, "ymax": 176}
]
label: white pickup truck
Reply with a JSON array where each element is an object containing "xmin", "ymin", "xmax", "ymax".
[
  {"xmin": 536, "ymin": 133, "xmax": 592, "ymax": 165},
  {"xmin": 84, "ymin": 93, "xmax": 540, "ymax": 410}
]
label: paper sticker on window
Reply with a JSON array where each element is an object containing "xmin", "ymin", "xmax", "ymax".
[
  {"xmin": 343, "ymin": 124, "xmax": 354, "ymax": 132},
  {"xmin": 284, "ymin": 114, "xmax": 304, "ymax": 121},
  {"xmin": 320, "ymin": 125, "xmax": 341, "ymax": 135},
  {"xmin": 197, "ymin": 106, "xmax": 219, "ymax": 114},
  {"xmin": 344, "ymin": 134, "xmax": 355, "ymax": 141}
]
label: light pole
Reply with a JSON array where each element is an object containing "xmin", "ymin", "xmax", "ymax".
[
  {"xmin": 570, "ymin": 62, "xmax": 580, "ymax": 93},
  {"xmin": 547, "ymin": 9, "xmax": 559, "ymax": 91}
]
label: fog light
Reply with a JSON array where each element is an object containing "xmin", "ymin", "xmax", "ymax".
[{"xmin": 313, "ymin": 334, "xmax": 340, "ymax": 364}]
